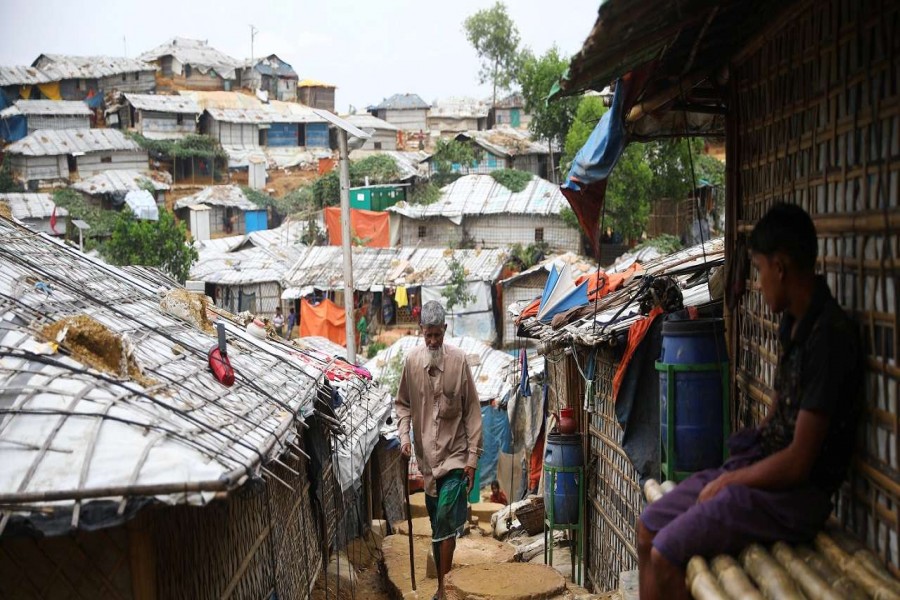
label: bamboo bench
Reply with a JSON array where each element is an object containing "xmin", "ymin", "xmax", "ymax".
[{"xmin": 643, "ymin": 479, "xmax": 900, "ymax": 600}]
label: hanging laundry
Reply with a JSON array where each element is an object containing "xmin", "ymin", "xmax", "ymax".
[{"xmin": 395, "ymin": 285, "xmax": 409, "ymax": 308}]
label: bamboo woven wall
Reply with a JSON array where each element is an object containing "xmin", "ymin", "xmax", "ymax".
[
  {"xmin": 583, "ymin": 348, "xmax": 643, "ymax": 592},
  {"xmin": 728, "ymin": 0, "xmax": 900, "ymax": 575}
]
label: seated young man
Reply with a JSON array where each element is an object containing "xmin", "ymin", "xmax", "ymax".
[{"xmin": 637, "ymin": 203, "xmax": 863, "ymax": 599}]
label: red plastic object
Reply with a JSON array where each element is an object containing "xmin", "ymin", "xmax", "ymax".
[
  {"xmin": 558, "ymin": 407, "xmax": 577, "ymax": 435},
  {"xmin": 208, "ymin": 347, "xmax": 235, "ymax": 387}
]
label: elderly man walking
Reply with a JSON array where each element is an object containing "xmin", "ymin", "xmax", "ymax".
[{"xmin": 395, "ymin": 301, "xmax": 482, "ymax": 600}]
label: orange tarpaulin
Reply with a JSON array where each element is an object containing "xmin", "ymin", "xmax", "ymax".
[
  {"xmin": 324, "ymin": 206, "xmax": 390, "ymax": 248},
  {"xmin": 300, "ymin": 298, "xmax": 346, "ymax": 347}
]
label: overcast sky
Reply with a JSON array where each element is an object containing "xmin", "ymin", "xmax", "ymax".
[{"xmin": 0, "ymin": 0, "xmax": 599, "ymax": 112}]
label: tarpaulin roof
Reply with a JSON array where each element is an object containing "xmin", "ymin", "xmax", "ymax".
[
  {"xmin": 71, "ymin": 169, "xmax": 171, "ymax": 195},
  {"xmin": 140, "ymin": 37, "xmax": 241, "ymax": 79},
  {"xmin": 174, "ymin": 185, "xmax": 260, "ymax": 211},
  {"xmin": 124, "ymin": 190, "xmax": 159, "ymax": 220},
  {"xmin": 373, "ymin": 93, "xmax": 430, "ymax": 110},
  {"xmin": 343, "ymin": 113, "xmax": 400, "ymax": 132},
  {"xmin": 0, "ymin": 193, "xmax": 67, "ymax": 220},
  {"xmin": 34, "ymin": 54, "xmax": 155, "ymax": 79},
  {"xmin": 0, "ymin": 100, "xmax": 91, "ymax": 117},
  {"xmin": 282, "ymin": 246, "xmax": 509, "ymax": 295},
  {"xmin": 191, "ymin": 245, "xmax": 303, "ymax": 286},
  {"xmin": 297, "ymin": 79, "xmax": 336, "ymax": 88},
  {"xmin": 428, "ymin": 97, "xmax": 490, "ymax": 119},
  {"xmin": 456, "ymin": 127, "xmax": 556, "ymax": 157},
  {"xmin": 124, "ymin": 93, "xmax": 201, "ymax": 114},
  {"xmin": 388, "ymin": 174, "xmax": 567, "ymax": 221},
  {"xmin": 5, "ymin": 128, "xmax": 143, "ymax": 156},
  {"xmin": 0, "ymin": 216, "xmax": 387, "ymax": 528},
  {"xmin": 181, "ymin": 91, "xmax": 326, "ymax": 124},
  {"xmin": 243, "ymin": 54, "xmax": 298, "ymax": 79}
]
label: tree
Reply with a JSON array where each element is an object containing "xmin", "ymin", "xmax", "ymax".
[
  {"xmin": 519, "ymin": 45, "xmax": 579, "ymax": 177},
  {"xmin": 0, "ymin": 157, "xmax": 23, "ymax": 193},
  {"xmin": 441, "ymin": 254, "xmax": 475, "ymax": 312},
  {"xmin": 102, "ymin": 211, "xmax": 198, "ymax": 283},
  {"xmin": 311, "ymin": 154, "xmax": 401, "ymax": 207},
  {"xmin": 464, "ymin": 2, "xmax": 521, "ymax": 107}
]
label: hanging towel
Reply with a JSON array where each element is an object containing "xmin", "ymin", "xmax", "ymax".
[{"xmin": 395, "ymin": 286, "xmax": 409, "ymax": 308}]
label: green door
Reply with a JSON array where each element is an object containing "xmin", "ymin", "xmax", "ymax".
[{"xmin": 510, "ymin": 108, "xmax": 521, "ymax": 128}]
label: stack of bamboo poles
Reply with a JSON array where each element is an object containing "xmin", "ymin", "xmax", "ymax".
[{"xmin": 643, "ymin": 480, "xmax": 900, "ymax": 600}]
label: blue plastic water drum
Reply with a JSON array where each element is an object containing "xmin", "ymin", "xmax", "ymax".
[
  {"xmin": 544, "ymin": 434, "xmax": 583, "ymax": 525},
  {"xmin": 659, "ymin": 318, "xmax": 727, "ymax": 473}
]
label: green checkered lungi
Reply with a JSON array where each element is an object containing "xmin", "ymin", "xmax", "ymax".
[{"xmin": 425, "ymin": 469, "xmax": 468, "ymax": 542}]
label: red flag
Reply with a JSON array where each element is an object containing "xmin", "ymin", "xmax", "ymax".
[{"xmin": 50, "ymin": 205, "xmax": 58, "ymax": 234}]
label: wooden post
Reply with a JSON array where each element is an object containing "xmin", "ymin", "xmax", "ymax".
[
  {"xmin": 127, "ymin": 513, "xmax": 157, "ymax": 600},
  {"xmin": 339, "ymin": 129, "xmax": 356, "ymax": 363}
]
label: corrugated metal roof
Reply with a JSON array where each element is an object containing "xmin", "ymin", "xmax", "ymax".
[
  {"xmin": 0, "ymin": 100, "xmax": 91, "ymax": 117},
  {"xmin": 343, "ymin": 113, "xmax": 400, "ymax": 132},
  {"xmin": 374, "ymin": 93, "xmax": 430, "ymax": 110},
  {"xmin": 181, "ymin": 91, "xmax": 325, "ymax": 124},
  {"xmin": 0, "ymin": 65, "xmax": 53, "ymax": 86},
  {"xmin": 365, "ymin": 335, "xmax": 544, "ymax": 403},
  {"xmin": 174, "ymin": 185, "xmax": 260, "ymax": 211},
  {"xmin": 191, "ymin": 245, "xmax": 303, "ymax": 285},
  {"xmin": 124, "ymin": 93, "xmax": 201, "ymax": 114},
  {"xmin": 71, "ymin": 170, "xmax": 170, "ymax": 195},
  {"xmin": 35, "ymin": 54, "xmax": 155, "ymax": 79},
  {"xmin": 428, "ymin": 97, "xmax": 490, "ymax": 119},
  {"xmin": 282, "ymin": 246, "xmax": 508, "ymax": 292},
  {"xmin": 388, "ymin": 174, "xmax": 567, "ymax": 219},
  {"xmin": 0, "ymin": 216, "xmax": 389, "ymax": 515},
  {"xmin": 297, "ymin": 79, "xmax": 336, "ymax": 88},
  {"xmin": 4, "ymin": 128, "xmax": 143, "ymax": 157},
  {"xmin": 457, "ymin": 127, "xmax": 555, "ymax": 157},
  {"xmin": 140, "ymin": 38, "xmax": 241, "ymax": 79},
  {"xmin": 0, "ymin": 193, "xmax": 67, "ymax": 220},
  {"xmin": 352, "ymin": 151, "xmax": 429, "ymax": 181}
]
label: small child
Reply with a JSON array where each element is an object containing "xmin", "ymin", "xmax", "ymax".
[{"xmin": 489, "ymin": 480, "xmax": 508, "ymax": 505}]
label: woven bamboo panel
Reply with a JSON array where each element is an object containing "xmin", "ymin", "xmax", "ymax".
[
  {"xmin": 729, "ymin": 0, "xmax": 900, "ymax": 575},
  {"xmin": 373, "ymin": 440, "xmax": 407, "ymax": 525},
  {"xmin": 584, "ymin": 349, "xmax": 643, "ymax": 592},
  {"xmin": 0, "ymin": 527, "xmax": 132, "ymax": 599}
]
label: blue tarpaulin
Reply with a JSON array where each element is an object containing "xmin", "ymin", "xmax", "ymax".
[
  {"xmin": 306, "ymin": 122, "xmax": 329, "ymax": 148},
  {"xmin": 560, "ymin": 78, "xmax": 631, "ymax": 254},
  {"xmin": 476, "ymin": 404, "xmax": 512, "ymax": 489},
  {"xmin": 0, "ymin": 115, "xmax": 26, "ymax": 142}
]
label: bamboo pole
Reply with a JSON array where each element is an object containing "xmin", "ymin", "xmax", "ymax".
[
  {"xmin": 643, "ymin": 479, "xmax": 664, "ymax": 503},
  {"xmin": 709, "ymin": 555, "xmax": 763, "ymax": 600},
  {"xmin": 815, "ymin": 533, "xmax": 900, "ymax": 600},
  {"xmin": 793, "ymin": 545, "xmax": 868, "ymax": 600},
  {"xmin": 686, "ymin": 556, "xmax": 729, "ymax": 600},
  {"xmin": 740, "ymin": 544, "xmax": 804, "ymax": 600},
  {"xmin": 771, "ymin": 542, "xmax": 842, "ymax": 600}
]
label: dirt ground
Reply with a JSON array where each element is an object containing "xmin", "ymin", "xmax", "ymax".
[
  {"xmin": 311, "ymin": 565, "xmax": 390, "ymax": 600},
  {"xmin": 264, "ymin": 169, "xmax": 319, "ymax": 197}
]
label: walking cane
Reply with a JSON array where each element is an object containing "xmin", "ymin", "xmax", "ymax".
[{"xmin": 404, "ymin": 455, "xmax": 417, "ymax": 591}]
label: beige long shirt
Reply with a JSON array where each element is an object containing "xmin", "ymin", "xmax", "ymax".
[{"xmin": 395, "ymin": 343, "xmax": 483, "ymax": 496}]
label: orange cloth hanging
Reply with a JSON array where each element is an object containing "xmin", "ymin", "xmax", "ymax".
[
  {"xmin": 612, "ymin": 306, "xmax": 664, "ymax": 402},
  {"xmin": 299, "ymin": 298, "xmax": 346, "ymax": 346},
  {"xmin": 324, "ymin": 206, "xmax": 390, "ymax": 247}
]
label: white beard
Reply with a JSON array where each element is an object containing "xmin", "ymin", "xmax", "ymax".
[{"xmin": 427, "ymin": 346, "xmax": 443, "ymax": 370}]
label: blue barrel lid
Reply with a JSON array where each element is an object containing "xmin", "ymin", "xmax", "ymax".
[{"xmin": 661, "ymin": 318, "xmax": 724, "ymax": 336}]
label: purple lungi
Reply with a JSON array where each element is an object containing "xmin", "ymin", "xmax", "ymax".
[{"xmin": 640, "ymin": 429, "xmax": 832, "ymax": 567}]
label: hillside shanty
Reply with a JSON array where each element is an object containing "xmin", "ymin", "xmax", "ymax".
[
  {"xmin": 297, "ymin": 79, "xmax": 336, "ymax": 112},
  {"xmin": 0, "ymin": 216, "xmax": 393, "ymax": 599},
  {"xmin": 281, "ymin": 246, "xmax": 509, "ymax": 344},
  {"xmin": 190, "ymin": 244, "xmax": 304, "ymax": 318},
  {"xmin": 112, "ymin": 93, "xmax": 201, "ymax": 139},
  {"xmin": 388, "ymin": 173, "xmax": 583, "ymax": 253},
  {"xmin": 240, "ymin": 54, "xmax": 298, "ymax": 101},
  {"xmin": 4, "ymin": 128, "xmax": 148, "ymax": 186},
  {"xmin": 427, "ymin": 96, "xmax": 490, "ymax": 137},
  {"xmin": 139, "ymin": 37, "xmax": 241, "ymax": 91},
  {"xmin": 0, "ymin": 100, "xmax": 92, "ymax": 142},
  {"xmin": 489, "ymin": 92, "xmax": 531, "ymax": 129},
  {"xmin": 345, "ymin": 113, "xmax": 400, "ymax": 152},
  {"xmin": 0, "ymin": 192, "xmax": 67, "ymax": 235},
  {"xmin": 454, "ymin": 127, "xmax": 560, "ymax": 181},
  {"xmin": 72, "ymin": 169, "xmax": 170, "ymax": 210},
  {"xmin": 532, "ymin": 0, "xmax": 900, "ymax": 595},
  {"xmin": 174, "ymin": 185, "xmax": 267, "ymax": 239},
  {"xmin": 369, "ymin": 93, "xmax": 430, "ymax": 132},
  {"xmin": 30, "ymin": 54, "xmax": 156, "ymax": 99}
]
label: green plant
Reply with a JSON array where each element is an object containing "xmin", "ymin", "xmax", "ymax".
[
  {"xmin": 432, "ymin": 139, "xmax": 475, "ymax": 176},
  {"xmin": 636, "ymin": 234, "xmax": 683, "ymax": 255},
  {"xmin": 490, "ymin": 169, "xmax": 533, "ymax": 192},
  {"xmin": 366, "ymin": 341, "xmax": 387, "ymax": 359},
  {"xmin": 509, "ymin": 242, "xmax": 549, "ymax": 270},
  {"xmin": 518, "ymin": 45, "xmax": 578, "ymax": 151},
  {"xmin": 441, "ymin": 254, "xmax": 476, "ymax": 311},
  {"xmin": 0, "ymin": 157, "xmax": 23, "ymax": 193},
  {"xmin": 101, "ymin": 210, "xmax": 198, "ymax": 283},
  {"xmin": 127, "ymin": 132, "xmax": 228, "ymax": 160},
  {"xmin": 464, "ymin": 1, "xmax": 522, "ymax": 106},
  {"xmin": 410, "ymin": 182, "xmax": 441, "ymax": 205},
  {"xmin": 380, "ymin": 350, "xmax": 405, "ymax": 397},
  {"xmin": 311, "ymin": 155, "xmax": 402, "ymax": 207},
  {"xmin": 52, "ymin": 188, "xmax": 121, "ymax": 246},
  {"xmin": 559, "ymin": 206, "xmax": 580, "ymax": 230}
]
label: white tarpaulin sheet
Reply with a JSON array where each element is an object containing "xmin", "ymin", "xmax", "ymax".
[
  {"xmin": 421, "ymin": 282, "xmax": 495, "ymax": 343},
  {"xmin": 124, "ymin": 190, "xmax": 159, "ymax": 221}
]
